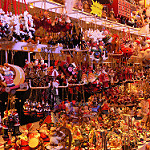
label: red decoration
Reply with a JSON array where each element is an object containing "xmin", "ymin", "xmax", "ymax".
[
  {"xmin": 105, "ymin": 0, "xmax": 131, "ymax": 18},
  {"xmin": 33, "ymin": 16, "xmax": 73, "ymax": 33}
]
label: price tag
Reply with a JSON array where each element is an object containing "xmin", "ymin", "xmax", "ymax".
[
  {"xmin": 37, "ymin": 48, "xmax": 41, "ymax": 52},
  {"xmin": 23, "ymin": 47, "xmax": 28, "ymax": 51}
]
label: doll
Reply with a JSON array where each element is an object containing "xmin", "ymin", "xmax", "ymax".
[{"xmin": 3, "ymin": 66, "xmax": 14, "ymax": 87}]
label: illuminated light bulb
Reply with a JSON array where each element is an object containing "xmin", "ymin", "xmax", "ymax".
[{"xmin": 29, "ymin": 3, "xmax": 34, "ymax": 9}]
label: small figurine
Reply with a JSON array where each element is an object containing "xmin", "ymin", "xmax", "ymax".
[
  {"xmin": 3, "ymin": 67, "xmax": 15, "ymax": 87},
  {"xmin": 2, "ymin": 110, "xmax": 9, "ymax": 139},
  {"xmin": 13, "ymin": 110, "xmax": 21, "ymax": 136},
  {"xmin": 36, "ymin": 102, "xmax": 43, "ymax": 118},
  {"xmin": 39, "ymin": 124, "xmax": 50, "ymax": 146},
  {"xmin": 16, "ymin": 129, "xmax": 30, "ymax": 150},
  {"xmin": 109, "ymin": 8, "xmax": 116, "ymax": 21},
  {"xmin": 109, "ymin": 69, "xmax": 115, "ymax": 85},
  {"xmin": 0, "ymin": 112, "xmax": 2, "ymax": 135}
]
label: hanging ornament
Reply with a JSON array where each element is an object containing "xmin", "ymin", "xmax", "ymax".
[{"xmin": 65, "ymin": 0, "xmax": 76, "ymax": 14}]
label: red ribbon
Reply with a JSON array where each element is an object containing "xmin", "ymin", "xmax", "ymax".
[
  {"xmin": 24, "ymin": 0, "xmax": 28, "ymax": 11},
  {"xmin": 12, "ymin": 0, "xmax": 17, "ymax": 15},
  {"xmin": 9, "ymin": 0, "xmax": 11, "ymax": 13},
  {"xmin": 0, "ymin": 0, "xmax": 1, "ymax": 8},
  {"xmin": 21, "ymin": 0, "xmax": 23, "ymax": 14},
  {"xmin": 18, "ymin": 0, "xmax": 20, "ymax": 15},
  {"xmin": 3, "ymin": 0, "xmax": 8, "ymax": 13}
]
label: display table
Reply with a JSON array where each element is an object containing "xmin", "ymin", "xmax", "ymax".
[{"xmin": 0, "ymin": 121, "xmax": 40, "ymax": 150}]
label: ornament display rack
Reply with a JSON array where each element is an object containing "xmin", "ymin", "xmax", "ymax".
[
  {"xmin": 0, "ymin": 1, "xmax": 149, "ymax": 150},
  {"xmin": 27, "ymin": 0, "xmax": 150, "ymax": 37},
  {"xmin": 0, "ymin": 0, "xmax": 149, "ymax": 66},
  {"xmin": 0, "ymin": 41, "xmax": 60, "ymax": 67}
]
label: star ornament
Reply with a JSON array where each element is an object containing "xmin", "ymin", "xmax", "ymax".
[{"xmin": 91, "ymin": 0, "xmax": 103, "ymax": 17}]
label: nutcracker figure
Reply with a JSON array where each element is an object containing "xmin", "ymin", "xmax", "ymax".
[
  {"xmin": 8, "ymin": 110, "xmax": 14, "ymax": 130},
  {"xmin": 0, "ymin": 112, "xmax": 2, "ymax": 135},
  {"xmin": 36, "ymin": 102, "xmax": 43, "ymax": 118},
  {"xmin": 44, "ymin": 101, "xmax": 51, "ymax": 116},
  {"xmin": 30, "ymin": 101, "xmax": 37, "ymax": 116},
  {"xmin": 2, "ymin": 110, "xmax": 9, "ymax": 139},
  {"xmin": 23, "ymin": 99, "xmax": 31, "ymax": 116},
  {"xmin": 13, "ymin": 110, "xmax": 21, "ymax": 136}
]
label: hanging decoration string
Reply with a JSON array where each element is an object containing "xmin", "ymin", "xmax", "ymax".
[
  {"xmin": 3, "ymin": 0, "xmax": 6, "ymax": 13},
  {"xmin": 0, "ymin": 0, "xmax": 1, "ymax": 9},
  {"xmin": 39, "ymin": 52, "xmax": 43, "ymax": 60},
  {"xmin": 21, "ymin": 0, "xmax": 24, "ymax": 14},
  {"xmin": 13, "ymin": 0, "xmax": 17, "ymax": 15},
  {"xmin": 24, "ymin": 0, "xmax": 28, "ymax": 11},
  {"xmin": 127, "ymin": 27, "xmax": 131, "ymax": 40},
  {"xmin": 40, "ymin": 0, "xmax": 43, "ymax": 14},
  {"xmin": 6, "ymin": 0, "xmax": 9, "ymax": 13},
  {"xmin": 18, "ymin": 0, "xmax": 20, "ymax": 15},
  {"xmin": 123, "ymin": 29, "xmax": 125, "ymax": 41},
  {"xmin": 9, "ymin": 0, "xmax": 11, "ymax": 13}
]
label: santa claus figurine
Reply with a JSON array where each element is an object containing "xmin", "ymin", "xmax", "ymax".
[
  {"xmin": 24, "ymin": 59, "xmax": 29, "ymax": 71},
  {"xmin": 16, "ymin": 129, "xmax": 30, "ymax": 150},
  {"xmin": 101, "ymin": 100, "xmax": 110, "ymax": 114},
  {"xmin": 39, "ymin": 124, "xmax": 50, "ymax": 146},
  {"xmin": 34, "ymin": 59, "xmax": 39, "ymax": 72},
  {"xmin": 41, "ymin": 59, "xmax": 47, "ymax": 75},
  {"xmin": 47, "ymin": 126, "xmax": 65, "ymax": 150}
]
